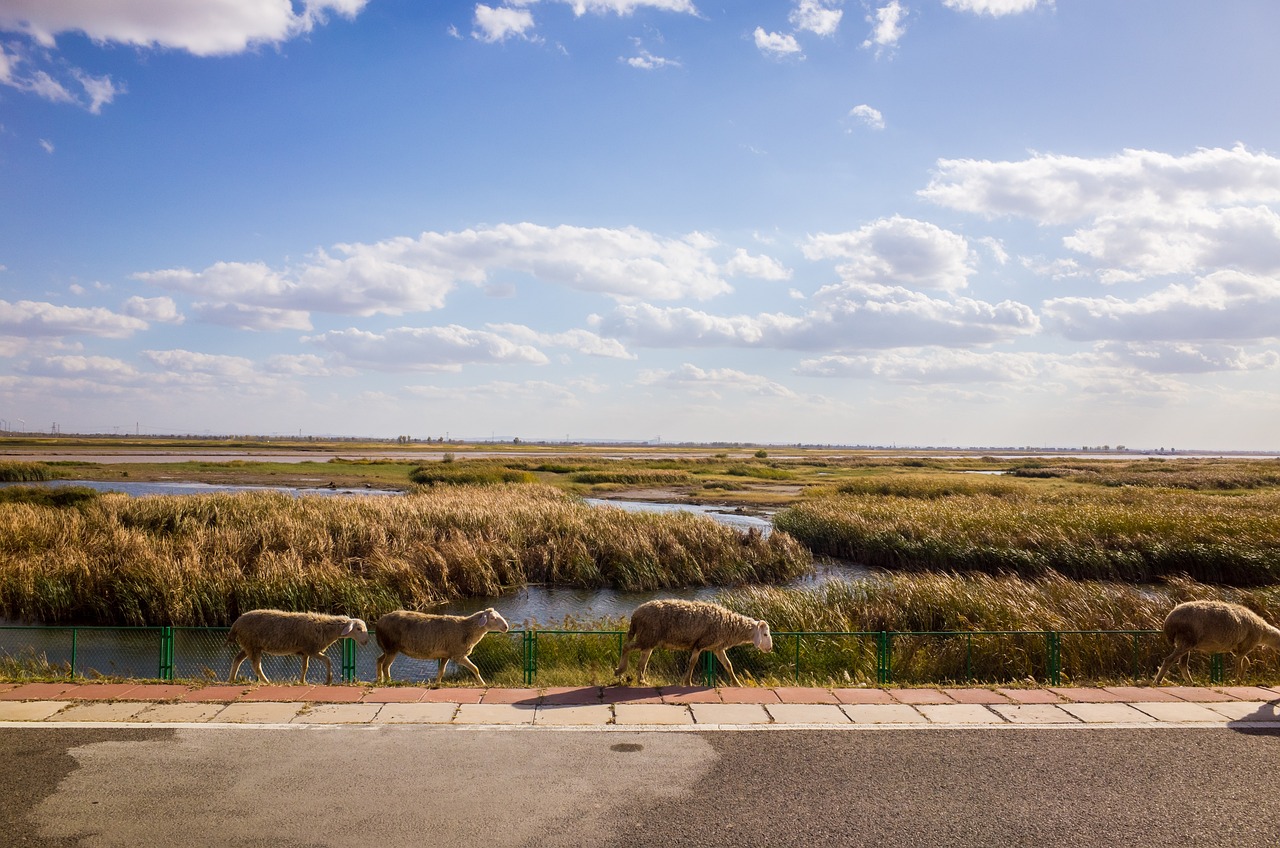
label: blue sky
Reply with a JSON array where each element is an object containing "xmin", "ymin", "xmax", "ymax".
[{"xmin": 3, "ymin": 0, "xmax": 1280, "ymax": 449}]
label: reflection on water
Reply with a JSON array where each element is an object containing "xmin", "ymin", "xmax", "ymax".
[{"xmin": 0, "ymin": 479, "xmax": 389, "ymax": 497}]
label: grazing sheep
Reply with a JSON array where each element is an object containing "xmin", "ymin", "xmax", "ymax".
[
  {"xmin": 227, "ymin": 609, "xmax": 370, "ymax": 685},
  {"xmin": 1152, "ymin": 600, "xmax": 1280, "ymax": 686},
  {"xmin": 375, "ymin": 608, "xmax": 510, "ymax": 685},
  {"xmin": 615, "ymin": 599, "xmax": 772, "ymax": 687}
]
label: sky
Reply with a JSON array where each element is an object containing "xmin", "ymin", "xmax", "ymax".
[{"xmin": 2, "ymin": 0, "xmax": 1280, "ymax": 449}]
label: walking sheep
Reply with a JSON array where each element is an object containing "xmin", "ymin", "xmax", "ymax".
[
  {"xmin": 614, "ymin": 599, "xmax": 772, "ymax": 687},
  {"xmin": 1152, "ymin": 600, "xmax": 1280, "ymax": 686},
  {"xmin": 227, "ymin": 609, "xmax": 370, "ymax": 685},
  {"xmin": 375, "ymin": 608, "xmax": 510, "ymax": 685}
]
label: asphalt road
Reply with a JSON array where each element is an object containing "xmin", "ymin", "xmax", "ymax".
[{"xmin": 5, "ymin": 725, "xmax": 1280, "ymax": 847}]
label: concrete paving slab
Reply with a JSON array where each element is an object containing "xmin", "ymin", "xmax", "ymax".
[
  {"xmin": 182, "ymin": 686, "xmax": 251, "ymax": 703},
  {"xmin": 941, "ymin": 688, "xmax": 1011, "ymax": 705},
  {"xmin": 64, "ymin": 684, "xmax": 141, "ymax": 700},
  {"xmin": 1049, "ymin": 687, "xmax": 1125, "ymax": 703},
  {"xmin": 120, "ymin": 685, "xmax": 193, "ymax": 701},
  {"xmin": 0, "ymin": 682, "xmax": 79, "ymax": 701},
  {"xmin": 1057, "ymin": 703, "xmax": 1157, "ymax": 724},
  {"xmin": 771, "ymin": 687, "xmax": 838, "ymax": 704},
  {"xmin": 995, "ymin": 688, "xmax": 1063, "ymax": 704},
  {"xmin": 239, "ymin": 685, "xmax": 315, "ymax": 702},
  {"xmin": 916, "ymin": 704, "xmax": 1006, "ymax": 725},
  {"xmin": 689, "ymin": 704, "xmax": 772, "ymax": 725},
  {"xmin": 0, "ymin": 700, "xmax": 70, "ymax": 721},
  {"xmin": 1158, "ymin": 686, "xmax": 1237, "ymax": 702},
  {"xmin": 304, "ymin": 686, "xmax": 366, "ymax": 703},
  {"xmin": 613, "ymin": 703, "xmax": 695, "ymax": 725},
  {"xmin": 360, "ymin": 687, "xmax": 425, "ymax": 703},
  {"xmin": 1216, "ymin": 686, "xmax": 1280, "ymax": 702},
  {"xmin": 56, "ymin": 702, "xmax": 150, "ymax": 722},
  {"xmin": 480, "ymin": 688, "xmax": 540, "ymax": 705},
  {"xmin": 602, "ymin": 686, "xmax": 663, "ymax": 704},
  {"xmin": 1205, "ymin": 701, "xmax": 1280, "ymax": 722},
  {"xmin": 133, "ymin": 703, "xmax": 226, "ymax": 723},
  {"xmin": 453, "ymin": 703, "xmax": 537, "ymax": 725},
  {"xmin": 841, "ymin": 704, "xmax": 927, "ymax": 724},
  {"xmin": 293, "ymin": 703, "xmax": 383, "ymax": 724},
  {"xmin": 371, "ymin": 702, "xmax": 458, "ymax": 724},
  {"xmin": 1129, "ymin": 701, "xmax": 1229, "ymax": 723},
  {"xmin": 832, "ymin": 688, "xmax": 894, "ymax": 705},
  {"xmin": 215, "ymin": 702, "xmax": 305, "ymax": 723},
  {"xmin": 719, "ymin": 688, "xmax": 781, "ymax": 704},
  {"xmin": 420, "ymin": 687, "xmax": 483, "ymax": 704},
  {"xmin": 888, "ymin": 688, "xmax": 954, "ymax": 705},
  {"xmin": 539, "ymin": 687, "xmax": 602, "ymax": 706},
  {"xmin": 660, "ymin": 687, "xmax": 721, "ymax": 704},
  {"xmin": 535, "ymin": 705, "xmax": 613, "ymax": 726},
  {"xmin": 766, "ymin": 704, "xmax": 850, "ymax": 725},
  {"xmin": 1103, "ymin": 686, "xmax": 1179, "ymax": 702},
  {"xmin": 988, "ymin": 704, "xmax": 1081, "ymax": 725}
]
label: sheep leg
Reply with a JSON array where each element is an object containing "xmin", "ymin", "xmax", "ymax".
[
  {"xmin": 376, "ymin": 651, "xmax": 397, "ymax": 683},
  {"xmin": 457, "ymin": 655, "xmax": 485, "ymax": 686},
  {"xmin": 306, "ymin": 653, "xmax": 333, "ymax": 685},
  {"xmin": 682, "ymin": 649, "xmax": 704, "ymax": 687},
  {"xmin": 615, "ymin": 642, "xmax": 635, "ymax": 678},
  {"xmin": 298, "ymin": 654, "xmax": 310, "ymax": 684},
  {"xmin": 714, "ymin": 648, "xmax": 741, "ymax": 687},
  {"xmin": 1152, "ymin": 643, "xmax": 1191, "ymax": 686},
  {"xmin": 434, "ymin": 659, "xmax": 449, "ymax": 684},
  {"xmin": 229, "ymin": 650, "xmax": 249, "ymax": 683},
  {"xmin": 634, "ymin": 649, "xmax": 654, "ymax": 684},
  {"xmin": 250, "ymin": 651, "xmax": 270, "ymax": 684}
]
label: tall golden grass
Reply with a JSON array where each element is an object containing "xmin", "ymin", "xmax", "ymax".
[{"xmin": 0, "ymin": 484, "xmax": 809, "ymax": 626}]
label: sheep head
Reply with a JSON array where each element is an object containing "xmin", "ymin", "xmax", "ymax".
[
  {"xmin": 753, "ymin": 620, "xmax": 773, "ymax": 653},
  {"xmin": 481, "ymin": 608, "xmax": 510, "ymax": 633},
  {"xmin": 341, "ymin": 617, "xmax": 371, "ymax": 645}
]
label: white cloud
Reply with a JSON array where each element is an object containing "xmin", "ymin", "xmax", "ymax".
[
  {"xmin": 559, "ymin": 0, "xmax": 698, "ymax": 15},
  {"xmin": 796, "ymin": 348, "xmax": 1042, "ymax": 383},
  {"xmin": 191, "ymin": 302, "xmax": 313, "ymax": 332},
  {"xmin": 722, "ymin": 249, "xmax": 792, "ymax": 280},
  {"xmin": 39, "ymin": 138, "xmax": 54, "ymax": 154},
  {"xmin": 406, "ymin": 378, "xmax": 582, "ymax": 405},
  {"xmin": 0, "ymin": 299, "xmax": 148, "ymax": 339},
  {"xmin": 790, "ymin": 0, "xmax": 842, "ymax": 36},
  {"xmin": 1097, "ymin": 342, "xmax": 1279, "ymax": 375},
  {"xmin": 847, "ymin": 104, "xmax": 884, "ymax": 131},
  {"xmin": 637, "ymin": 363, "xmax": 798, "ymax": 399},
  {"xmin": 122, "ymin": 296, "xmax": 183, "ymax": 323},
  {"xmin": 21, "ymin": 355, "xmax": 140, "ymax": 380},
  {"xmin": 804, "ymin": 216, "xmax": 976, "ymax": 292},
  {"xmin": 942, "ymin": 0, "xmax": 1044, "ymax": 16},
  {"xmin": 140, "ymin": 349, "xmax": 260, "ymax": 379},
  {"xmin": 862, "ymin": 1, "xmax": 907, "ymax": 55},
  {"xmin": 303, "ymin": 325, "xmax": 550, "ymax": 371},
  {"xmin": 1043, "ymin": 271, "xmax": 1280, "ymax": 343},
  {"xmin": 473, "ymin": 4, "xmax": 537, "ymax": 42},
  {"xmin": 624, "ymin": 49, "xmax": 680, "ymax": 69},
  {"xmin": 263, "ymin": 353, "xmax": 349, "ymax": 377},
  {"xmin": 73, "ymin": 69, "xmax": 123, "ymax": 114},
  {"xmin": 0, "ymin": 0, "xmax": 370, "ymax": 57},
  {"xmin": 754, "ymin": 28, "xmax": 802, "ymax": 58},
  {"xmin": 487, "ymin": 323, "xmax": 637, "ymax": 359}
]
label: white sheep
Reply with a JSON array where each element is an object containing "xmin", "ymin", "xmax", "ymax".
[
  {"xmin": 614, "ymin": 598, "xmax": 772, "ymax": 687},
  {"xmin": 374, "ymin": 607, "xmax": 510, "ymax": 685},
  {"xmin": 227, "ymin": 609, "xmax": 370, "ymax": 685},
  {"xmin": 1152, "ymin": 599, "xmax": 1280, "ymax": 686}
]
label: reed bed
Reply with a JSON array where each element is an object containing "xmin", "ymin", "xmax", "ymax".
[
  {"xmin": 1007, "ymin": 457, "xmax": 1280, "ymax": 490},
  {"xmin": 0, "ymin": 461, "xmax": 54, "ymax": 482},
  {"xmin": 0, "ymin": 484, "xmax": 810, "ymax": 626},
  {"xmin": 775, "ymin": 487, "xmax": 1280, "ymax": 585}
]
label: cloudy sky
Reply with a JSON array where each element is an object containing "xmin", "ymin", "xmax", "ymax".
[{"xmin": 3, "ymin": 1, "xmax": 1279, "ymax": 449}]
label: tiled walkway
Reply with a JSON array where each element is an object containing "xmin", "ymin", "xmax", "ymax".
[{"xmin": 3, "ymin": 681, "xmax": 1279, "ymax": 728}]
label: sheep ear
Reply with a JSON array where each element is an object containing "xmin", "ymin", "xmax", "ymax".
[
  {"xmin": 340, "ymin": 619, "xmax": 356, "ymax": 636},
  {"xmin": 478, "ymin": 611, "xmax": 491, "ymax": 626}
]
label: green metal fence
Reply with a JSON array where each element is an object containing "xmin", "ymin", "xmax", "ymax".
[{"xmin": 0, "ymin": 625, "xmax": 1264, "ymax": 687}]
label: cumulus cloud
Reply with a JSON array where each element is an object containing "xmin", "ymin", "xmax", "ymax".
[
  {"xmin": 137, "ymin": 224, "xmax": 742, "ymax": 329},
  {"xmin": 303, "ymin": 325, "xmax": 550, "ymax": 371},
  {"xmin": 0, "ymin": 0, "xmax": 370, "ymax": 57},
  {"xmin": 1096, "ymin": 341, "xmax": 1279, "ymax": 375},
  {"xmin": 140, "ymin": 349, "xmax": 260, "ymax": 379},
  {"xmin": 754, "ymin": 27, "xmax": 802, "ymax": 57},
  {"xmin": 637, "ymin": 363, "xmax": 798, "ymax": 399},
  {"xmin": 804, "ymin": 216, "xmax": 976, "ymax": 292},
  {"xmin": 789, "ymin": 0, "xmax": 843, "ymax": 36},
  {"xmin": 122, "ymin": 296, "xmax": 183, "ymax": 323},
  {"xmin": 847, "ymin": 104, "xmax": 884, "ymax": 131},
  {"xmin": 487, "ymin": 323, "xmax": 636, "ymax": 359},
  {"xmin": 862, "ymin": 1, "xmax": 906, "ymax": 55},
  {"xmin": 20, "ymin": 354, "xmax": 140, "ymax": 380},
  {"xmin": 942, "ymin": 0, "xmax": 1044, "ymax": 16},
  {"xmin": 0, "ymin": 299, "xmax": 149, "ymax": 339},
  {"xmin": 473, "ymin": 4, "xmax": 537, "ymax": 42},
  {"xmin": 722, "ymin": 249, "xmax": 792, "ymax": 280},
  {"xmin": 1042, "ymin": 270, "xmax": 1280, "ymax": 343},
  {"xmin": 624, "ymin": 49, "xmax": 680, "ymax": 69},
  {"xmin": 796, "ymin": 348, "xmax": 1043, "ymax": 383}
]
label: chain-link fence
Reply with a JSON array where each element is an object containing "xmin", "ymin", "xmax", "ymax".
[{"xmin": 3, "ymin": 625, "xmax": 1273, "ymax": 687}]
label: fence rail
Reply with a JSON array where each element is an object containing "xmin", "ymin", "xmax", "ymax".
[{"xmin": 0, "ymin": 625, "xmax": 1249, "ymax": 687}]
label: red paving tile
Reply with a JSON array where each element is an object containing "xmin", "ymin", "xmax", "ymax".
[
  {"xmin": 305, "ymin": 686, "xmax": 366, "ymax": 703},
  {"xmin": 122, "ymin": 685, "xmax": 193, "ymax": 701},
  {"xmin": 940, "ymin": 688, "xmax": 1011, "ymax": 705},
  {"xmin": 539, "ymin": 687, "xmax": 602, "ymax": 705},
  {"xmin": 1216, "ymin": 686, "xmax": 1280, "ymax": 701},
  {"xmin": 832, "ymin": 688, "xmax": 895, "ymax": 705},
  {"xmin": 1103, "ymin": 686, "xmax": 1179, "ymax": 702},
  {"xmin": 361, "ymin": 687, "xmax": 426, "ymax": 703},
  {"xmin": 65, "ymin": 684, "xmax": 141, "ymax": 700},
  {"xmin": 660, "ymin": 686, "xmax": 722, "ymax": 704},
  {"xmin": 1048, "ymin": 687, "xmax": 1125, "ymax": 703},
  {"xmin": 996, "ymin": 688, "xmax": 1063, "ymax": 704},
  {"xmin": 772, "ymin": 687, "xmax": 838, "ymax": 704},
  {"xmin": 0, "ymin": 684, "xmax": 17, "ymax": 695},
  {"xmin": 420, "ymin": 687, "xmax": 483, "ymax": 704},
  {"xmin": 0, "ymin": 682, "xmax": 80, "ymax": 700},
  {"xmin": 480, "ymin": 688, "xmax": 539, "ymax": 705},
  {"xmin": 240, "ymin": 685, "xmax": 315, "ymax": 702},
  {"xmin": 1159, "ymin": 687, "xmax": 1237, "ymax": 702},
  {"xmin": 888, "ymin": 688, "xmax": 955, "ymax": 705},
  {"xmin": 720, "ymin": 688, "xmax": 782, "ymax": 704},
  {"xmin": 182, "ymin": 686, "xmax": 251, "ymax": 703},
  {"xmin": 601, "ymin": 686, "xmax": 664, "ymax": 704}
]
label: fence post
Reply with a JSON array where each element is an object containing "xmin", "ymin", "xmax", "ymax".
[
  {"xmin": 876, "ymin": 631, "xmax": 892, "ymax": 685},
  {"xmin": 523, "ymin": 630, "xmax": 536, "ymax": 686},
  {"xmin": 70, "ymin": 627, "xmax": 78, "ymax": 679},
  {"xmin": 794, "ymin": 633, "xmax": 801, "ymax": 684},
  {"xmin": 702, "ymin": 650, "xmax": 717, "ymax": 687},
  {"xmin": 341, "ymin": 638, "xmax": 357, "ymax": 683},
  {"xmin": 1046, "ymin": 632, "xmax": 1061, "ymax": 686},
  {"xmin": 1210, "ymin": 653, "xmax": 1224, "ymax": 684},
  {"xmin": 158, "ymin": 627, "xmax": 174, "ymax": 681}
]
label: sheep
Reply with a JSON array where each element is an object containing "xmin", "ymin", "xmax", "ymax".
[
  {"xmin": 375, "ymin": 607, "xmax": 510, "ymax": 685},
  {"xmin": 614, "ymin": 599, "xmax": 772, "ymax": 687},
  {"xmin": 227, "ymin": 609, "xmax": 369, "ymax": 685},
  {"xmin": 1152, "ymin": 600, "xmax": 1280, "ymax": 686}
]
